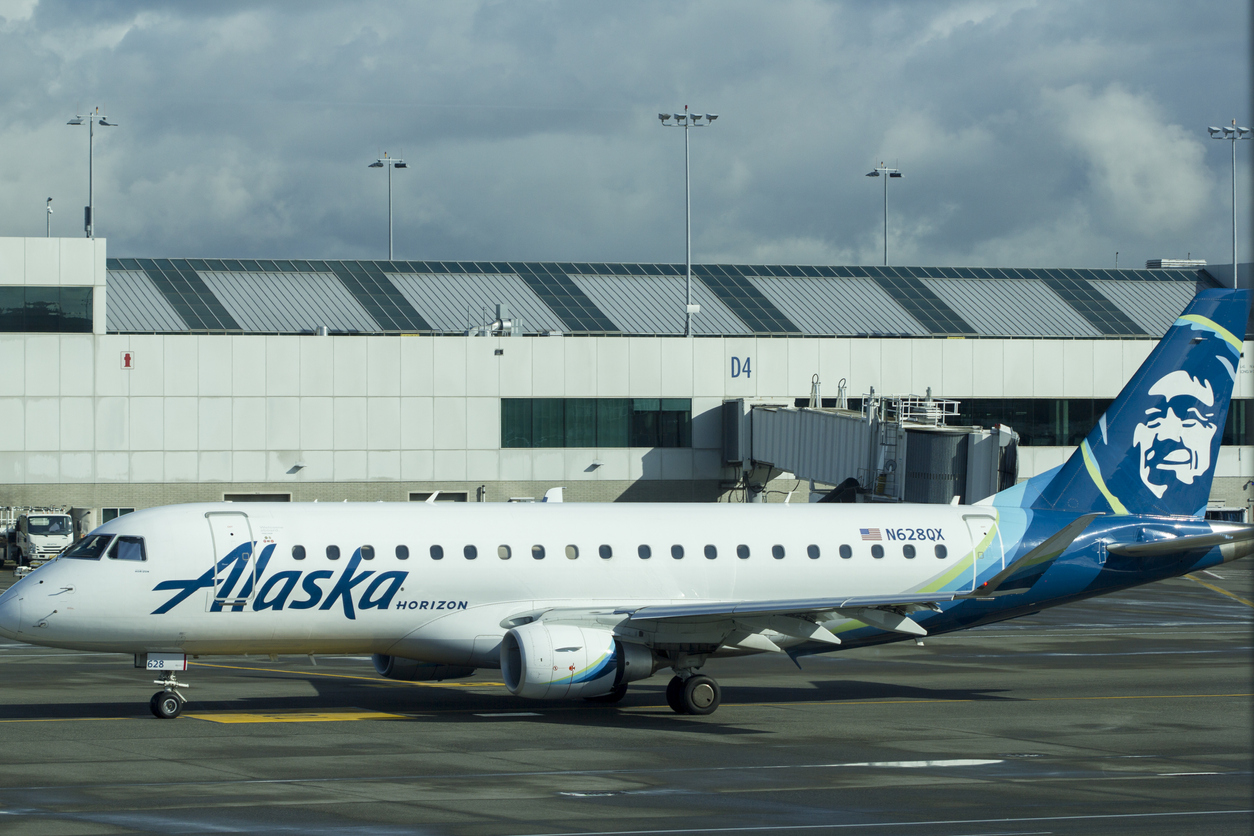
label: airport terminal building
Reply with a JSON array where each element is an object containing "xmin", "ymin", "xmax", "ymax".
[{"xmin": 1, "ymin": 236, "xmax": 1251, "ymax": 523}]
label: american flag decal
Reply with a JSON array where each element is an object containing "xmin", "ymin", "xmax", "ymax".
[{"xmin": 860, "ymin": 528, "xmax": 881, "ymax": 541}]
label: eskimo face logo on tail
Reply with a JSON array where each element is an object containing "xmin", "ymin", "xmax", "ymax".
[{"xmin": 1132, "ymin": 370, "xmax": 1218, "ymax": 498}]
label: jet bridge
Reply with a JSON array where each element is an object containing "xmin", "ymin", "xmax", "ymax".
[{"xmin": 722, "ymin": 393, "xmax": 1017, "ymax": 504}]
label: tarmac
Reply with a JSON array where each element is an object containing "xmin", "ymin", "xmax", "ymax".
[{"xmin": 0, "ymin": 564, "xmax": 1250, "ymax": 836}]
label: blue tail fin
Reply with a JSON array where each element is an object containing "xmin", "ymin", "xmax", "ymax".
[{"xmin": 1032, "ymin": 288, "xmax": 1250, "ymax": 517}]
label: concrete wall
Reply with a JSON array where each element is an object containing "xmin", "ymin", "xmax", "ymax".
[{"xmin": 0, "ymin": 330, "xmax": 1250, "ymax": 510}]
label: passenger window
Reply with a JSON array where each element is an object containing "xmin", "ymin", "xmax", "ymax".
[
  {"xmin": 807, "ymin": 544, "xmax": 820, "ymax": 559},
  {"xmin": 292, "ymin": 545, "xmax": 306, "ymax": 560},
  {"xmin": 464, "ymin": 545, "xmax": 478, "ymax": 560},
  {"xmin": 839, "ymin": 544, "xmax": 852, "ymax": 559},
  {"xmin": 108, "ymin": 536, "xmax": 146, "ymax": 562},
  {"xmin": 935, "ymin": 544, "xmax": 948, "ymax": 559},
  {"xmin": 498, "ymin": 545, "xmax": 512, "ymax": 560},
  {"xmin": 326, "ymin": 545, "xmax": 340, "ymax": 560},
  {"xmin": 737, "ymin": 544, "xmax": 750, "ymax": 559},
  {"xmin": 360, "ymin": 545, "xmax": 375, "ymax": 561},
  {"xmin": 532, "ymin": 545, "xmax": 545, "ymax": 560},
  {"xmin": 430, "ymin": 545, "xmax": 444, "ymax": 560},
  {"xmin": 772, "ymin": 545, "xmax": 785, "ymax": 560},
  {"xmin": 704, "ymin": 545, "xmax": 717, "ymax": 560},
  {"xmin": 671, "ymin": 545, "xmax": 684, "ymax": 559},
  {"xmin": 395, "ymin": 545, "xmax": 409, "ymax": 560},
  {"xmin": 903, "ymin": 544, "xmax": 916, "ymax": 559},
  {"xmin": 871, "ymin": 545, "xmax": 884, "ymax": 559},
  {"xmin": 565, "ymin": 545, "xmax": 578, "ymax": 560},
  {"xmin": 638, "ymin": 544, "xmax": 651, "ymax": 559},
  {"xmin": 599, "ymin": 544, "xmax": 612, "ymax": 559}
]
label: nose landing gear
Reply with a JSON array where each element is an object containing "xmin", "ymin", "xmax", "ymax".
[{"xmin": 150, "ymin": 673, "xmax": 190, "ymax": 719}]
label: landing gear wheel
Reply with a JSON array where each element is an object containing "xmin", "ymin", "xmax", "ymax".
[
  {"xmin": 666, "ymin": 675, "xmax": 687, "ymax": 714},
  {"xmin": 681, "ymin": 675, "xmax": 721, "ymax": 716},
  {"xmin": 585, "ymin": 684, "xmax": 628, "ymax": 703},
  {"xmin": 150, "ymin": 691, "xmax": 183, "ymax": 719}
]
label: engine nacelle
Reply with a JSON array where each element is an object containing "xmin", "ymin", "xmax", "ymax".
[
  {"xmin": 372, "ymin": 654, "xmax": 475, "ymax": 682},
  {"xmin": 500, "ymin": 622, "xmax": 657, "ymax": 699}
]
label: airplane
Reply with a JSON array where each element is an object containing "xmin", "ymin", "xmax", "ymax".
[{"xmin": 1, "ymin": 289, "xmax": 1252, "ymax": 720}]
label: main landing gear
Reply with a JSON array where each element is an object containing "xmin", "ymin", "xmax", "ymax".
[
  {"xmin": 150, "ymin": 673, "xmax": 190, "ymax": 719},
  {"xmin": 665, "ymin": 673, "xmax": 721, "ymax": 716}
]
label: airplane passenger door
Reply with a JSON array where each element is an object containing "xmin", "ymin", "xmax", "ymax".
[
  {"xmin": 961, "ymin": 513, "xmax": 1000, "ymax": 593},
  {"xmin": 206, "ymin": 511, "xmax": 255, "ymax": 607}
]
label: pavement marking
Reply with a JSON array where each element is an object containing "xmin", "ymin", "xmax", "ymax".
[
  {"xmin": 511, "ymin": 809, "xmax": 1254, "ymax": 835},
  {"xmin": 186, "ymin": 710, "xmax": 406, "ymax": 724},
  {"xmin": 0, "ymin": 691, "xmax": 1249, "ymax": 725},
  {"xmin": 723, "ymin": 692, "xmax": 1253, "ymax": 709},
  {"xmin": 0, "ymin": 716, "xmax": 134, "ymax": 724},
  {"xmin": 1184, "ymin": 574, "xmax": 1254, "ymax": 608},
  {"xmin": 476, "ymin": 711, "xmax": 542, "ymax": 717},
  {"xmin": 191, "ymin": 661, "xmax": 504, "ymax": 688}
]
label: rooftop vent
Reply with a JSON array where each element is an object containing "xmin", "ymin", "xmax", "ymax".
[{"xmin": 1146, "ymin": 259, "xmax": 1207, "ymax": 269}]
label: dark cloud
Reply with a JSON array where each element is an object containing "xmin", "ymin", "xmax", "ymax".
[{"xmin": 0, "ymin": 0, "xmax": 1248, "ymax": 269}]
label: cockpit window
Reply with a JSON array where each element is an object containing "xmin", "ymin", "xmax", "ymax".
[
  {"xmin": 64, "ymin": 534, "xmax": 112, "ymax": 560},
  {"xmin": 108, "ymin": 536, "xmax": 146, "ymax": 562},
  {"xmin": 28, "ymin": 516, "xmax": 72, "ymax": 535}
]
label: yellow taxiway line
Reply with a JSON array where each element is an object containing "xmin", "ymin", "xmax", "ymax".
[{"xmin": 1183, "ymin": 574, "xmax": 1254, "ymax": 609}]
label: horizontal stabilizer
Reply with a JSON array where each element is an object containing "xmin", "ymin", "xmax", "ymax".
[
  {"xmin": 1107, "ymin": 523, "xmax": 1254, "ymax": 557},
  {"xmin": 965, "ymin": 513, "xmax": 1101, "ymax": 597}
]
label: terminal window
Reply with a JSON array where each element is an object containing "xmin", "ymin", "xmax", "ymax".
[
  {"xmin": 101, "ymin": 508, "xmax": 134, "ymax": 523},
  {"xmin": 502, "ymin": 398, "xmax": 692, "ymax": 448},
  {"xmin": 0, "ymin": 286, "xmax": 93, "ymax": 333}
]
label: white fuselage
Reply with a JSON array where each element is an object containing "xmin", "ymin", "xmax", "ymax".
[{"xmin": 0, "ymin": 502, "xmax": 1001, "ymax": 664}]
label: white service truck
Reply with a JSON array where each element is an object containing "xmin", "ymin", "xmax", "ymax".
[{"xmin": 11, "ymin": 512, "xmax": 74, "ymax": 567}]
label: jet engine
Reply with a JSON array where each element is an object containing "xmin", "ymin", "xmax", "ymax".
[
  {"xmin": 500, "ymin": 622, "xmax": 657, "ymax": 699},
  {"xmin": 372, "ymin": 654, "xmax": 475, "ymax": 682}
]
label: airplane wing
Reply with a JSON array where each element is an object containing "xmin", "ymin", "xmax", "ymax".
[{"xmin": 615, "ymin": 591, "xmax": 960, "ymax": 643}]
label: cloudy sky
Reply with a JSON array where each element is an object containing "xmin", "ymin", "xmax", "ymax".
[{"xmin": 0, "ymin": 1, "xmax": 1249, "ymax": 270}]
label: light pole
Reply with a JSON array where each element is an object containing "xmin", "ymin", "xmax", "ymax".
[
  {"xmin": 368, "ymin": 152, "xmax": 407, "ymax": 260},
  {"xmin": 46, "ymin": 198, "xmax": 53, "ymax": 237},
  {"xmin": 67, "ymin": 107, "xmax": 118, "ymax": 239},
  {"xmin": 866, "ymin": 162, "xmax": 903, "ymax": 266},
  {"xmin": 659, "ymin": 106, "xmax": 718, "ymax": 337},
  {"xmin": 1208, "ymin": 120, "xmax": 1251, "ymax": 288}
]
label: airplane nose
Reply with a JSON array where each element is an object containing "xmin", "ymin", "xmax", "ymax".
[{"xmin": 0, "ymin": 588, "xmax": 21, "ymax": 639}]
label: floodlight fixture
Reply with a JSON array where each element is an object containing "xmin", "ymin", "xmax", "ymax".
[
  {"xmin": 866, "ymin": 162, "xmax": 903, "ymax": 266},
  {"xmin": 66, "ymin": 106, "xmax": 117, "ymax": 239},
  {"xmin": 369, "ymin": 152, "xmax": 407, "ymax": 259},
  {"xmin": 659, "ymin": 104, "xmax": 719, "ymax": 336},
  {"xmin": 1209, "ymin": 118, "xmax": 1252, "ymax": 287}
]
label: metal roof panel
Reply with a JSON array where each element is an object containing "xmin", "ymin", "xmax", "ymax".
[
  {"xmin": 106, "ymin": 269, "xmax": 188, "ymax": 332},
  {"xmin": 922, "ymin": 278, "xmax": 1103, "ymax": 337},
  {"xmin": 198, "ymin": 271, "xmax": 380, "ymax": 333},
  {"xmin": 387, "ymin": 271, "xmax": 567, "ymax": 333},
  {"xmin": 1091, "ymin": 279, "xmax": 1202, "ymax": 338},
  {"xmin": 572, "ymin": 274, "xmax": 751, "ymax": 335},
  {"xmin": 749, "ymin": 276, "xmax": 928, "ymax": 336}
]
